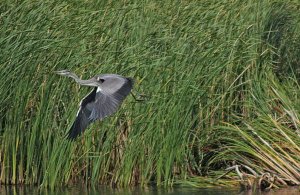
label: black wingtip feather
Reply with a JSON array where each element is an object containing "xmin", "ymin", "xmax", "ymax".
[
  {"xmin": 65, "ymin": 88, "xmax": 97, "ymax": 141},
  {"xmin": 66, "ymin": 116, "xmax": 83, "ymax": 140}
]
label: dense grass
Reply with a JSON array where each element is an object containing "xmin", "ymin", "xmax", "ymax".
[{"xmin": 1, "ymin": 0, "xmax": 300, "ymax": 189}]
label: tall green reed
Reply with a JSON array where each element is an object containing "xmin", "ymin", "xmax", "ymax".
[{"xmin": 0, "ymin": 0, "xmax": 300, "ymax": 188}]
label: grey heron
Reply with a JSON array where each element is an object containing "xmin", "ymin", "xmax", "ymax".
[{"xmin": 55, "ymin": 70, "xmax": 134, "ymax": 140}]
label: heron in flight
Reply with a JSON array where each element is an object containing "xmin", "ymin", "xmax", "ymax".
[{"xmin": 55, "ymin": 70, "xmax": 134, "ymax": 140}]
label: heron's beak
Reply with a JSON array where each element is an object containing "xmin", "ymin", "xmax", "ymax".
[{"xmin": 54, "ymin": 70, "xmax": 70, "ymax": 76}]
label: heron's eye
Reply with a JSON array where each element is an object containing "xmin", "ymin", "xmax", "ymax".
[{"xmin": 97, "ymin": 77, "xmax": 105, "ymax": 83}]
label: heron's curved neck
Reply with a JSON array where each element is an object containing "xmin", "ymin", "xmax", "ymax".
[{"xmin": 68, "ymin": 72, "xmax": 97, "ymax": 86}]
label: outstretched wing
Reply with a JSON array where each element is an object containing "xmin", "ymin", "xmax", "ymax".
[
  {"xmin": 67, "ymin": 88, "xmax": 97, "ymax": 140},
  {"xmin": 67, "ymin": 77, "xmax": 133, "ymax": 140},
  {"xmin": 89, "ymin": 77, "xmax": 134, "ymax": 121}
]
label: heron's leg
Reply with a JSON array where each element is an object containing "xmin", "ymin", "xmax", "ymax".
[
  {"xmin": 130, "ymin": 91, "xmax": 147, "ymax": 102},
  {"xmin": 81, "ymin": 135, "xmax": 85, "ymax": 146}
]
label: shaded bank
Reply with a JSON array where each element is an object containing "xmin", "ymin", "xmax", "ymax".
[
  {"xmin": 1, "ymin": 0, "xmax": 300, "ymax": 189},
  {"xmin": 1, "ymin": 185, "xmax": 300, "ymax": 195}
]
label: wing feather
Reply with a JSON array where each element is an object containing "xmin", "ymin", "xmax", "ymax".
[
  {"xmin": 67, "ymin": 88, "xmax": 96, "ymax": 140},
  {"xmin": 89, "ymin": 77, "xmax": 133, "ymax": 121}
]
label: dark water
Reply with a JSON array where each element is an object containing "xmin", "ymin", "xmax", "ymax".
[{"xmin": 1, "ymin": 185, "xmax": 299, "ymax": 195}]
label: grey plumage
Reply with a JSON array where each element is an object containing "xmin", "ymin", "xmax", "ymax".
[{"xmin": 55, "ymin": 70, "xmax": 133, "ymax": 140}]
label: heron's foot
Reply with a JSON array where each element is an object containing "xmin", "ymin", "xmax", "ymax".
[{"xmin": 131, "ymin": 92, "xmax": 148, "ymax": 102}]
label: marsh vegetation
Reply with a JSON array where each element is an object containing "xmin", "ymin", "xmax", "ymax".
[{"xmin": 1, "ymin": 0, "xmax": 300, "ymax": 190}]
